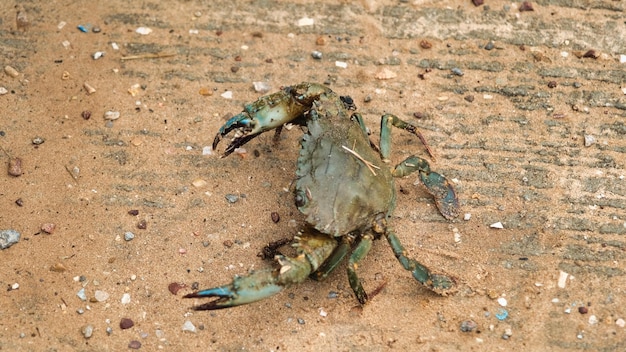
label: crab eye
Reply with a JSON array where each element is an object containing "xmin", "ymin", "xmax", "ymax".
[{"xmin": 295, "ymin": 190, "xmax": 307, "ymax": 208}]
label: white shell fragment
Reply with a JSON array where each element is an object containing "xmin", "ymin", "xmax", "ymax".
[
  {"xmin": 83, "ymin": 82, "xmax": 96, "ymax": 95},
  {"xmin": 93, "ymin": 51, "xmax": 105, "ymax": 60},
  {"xmin": 375, "ymin": 68, "xmax": 397, "ymax": 80},
  {"xmin": 335, "ymin": 61, "xmax": 348, "ymax": 69},
  {"xmin": 557, "ymin": 270, "xmax": 569, "ymax": 288},
  {"xmin": 182, "ymin": 320, "xmax": 197, "ymax": 333},
  {"xmin": 297, "ymin": 17, "xmax": 314, "ymax": 26},
  {"xmin": 490, "ymin": 222, "xmax": 504, "ymax": 229},
  {"xmin": 497, "ymin": 297, "xmax": 508, "ymax": 307},
  {"xmin": 104, "ymin": 111, "xmax": 120, "ymax": 120},
  {"xmin": 253, "ymin": 81, "xmax": 271, "ymax": 93},
  {"xmin": 221, "ymin": 91, "xmax": 233, "ymax": 99},
  {"xmin": 135, "ymin": 27, "xmax": 153, "ymax": 35},
  {"xmin": 584, "ymin": 134, "xmax": 596, "ymax": 147}
]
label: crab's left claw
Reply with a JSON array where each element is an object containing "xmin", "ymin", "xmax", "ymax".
[{"xmin": 184, "ymin": 270, "xmax": 283, "ymax": 310}]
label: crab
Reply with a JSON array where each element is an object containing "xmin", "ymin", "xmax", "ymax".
[{"xmin": 184, "ymin": 82, "xmax": 460, "ymax": 310}]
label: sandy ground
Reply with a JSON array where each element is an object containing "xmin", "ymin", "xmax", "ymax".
[{"xmin": 1, "ymin": 0, "xmax": 626, "ymax": 351}]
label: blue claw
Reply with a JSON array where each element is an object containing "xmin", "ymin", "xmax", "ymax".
[{"xmin": 184, "ymin": 270, "xmax": 283, "ymax": 310}]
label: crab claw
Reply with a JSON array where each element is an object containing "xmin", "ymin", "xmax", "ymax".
[
  {"xmin": 212, "ymin": 113, "xmax": 259, "ymax": 157},
  {"xmin": 184, "ymin": 269, "xmax": 283, "ymax": 310},
  {"xmin": 212, "ymin": 83, "xmax": 333, "ymax": 158}
]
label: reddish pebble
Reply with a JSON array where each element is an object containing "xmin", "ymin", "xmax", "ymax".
[
  {"xmin": 120, "ymin": 318, "xmax": 134, "ymax": 329},
  {"xmin": 137, "ymin": 219, "xmax": 147, "ymax": 229},
  {"xmin": 419, "ymin": 40, "xmax": 432, "ymax": 49},
  {"xmin": 128, "ymin": 209, "xmax": 139, "ymax": 216},
  {"xmin": 271, "ymin": 212, "xmax": 280, "ymax": 223},
  {"xmin": 223, "ymin": 239, "xmax": 234, "ymax": 248},
  {"xmin": 81, "ymin": 111, "xmax": 91, "ymax": 120},
  {"xmin": 582, "ymin": 50, "xmax": 599, "ymax": 59},
  {"xmin": 128, "ymin": 340, "xmax": 142, "ymax": 349},
  {"xmin": 519, "ymin": 1, "xmax": 534, "ymax": 11},
  {"xmin": 8, "ymin": 157, "xmax": 23, "ymax": 177},
  {"xmin": 41, "ymin": 223, "xmax": 56, "ymax": 234},
  {"xmin": 472, "ymin": 0, "xmax": 484, "ymax": 5},
  {"xmin": 168, "ymin": 282, "xmax": 187, "ymax": 295},
  {"xmin": 578, "ymin": 306, "xmax": 588, "ymax": 314},
  {"xmin": 547, "ymin": 81, "xmax": 557, "ymax": 88}
]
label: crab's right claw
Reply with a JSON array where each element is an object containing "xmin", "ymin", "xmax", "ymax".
[
  {"xmin": 212, "ymin": 113, "xmax": 256, "ymax": 158},
  {"xmin": 184, "ymin": 270, "xmax": 283, "ymax": 310}
]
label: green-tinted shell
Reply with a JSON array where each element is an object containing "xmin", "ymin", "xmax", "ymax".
[{"xmin": 294, "ymin": 93, "xmax": 395, "ymax": 237}]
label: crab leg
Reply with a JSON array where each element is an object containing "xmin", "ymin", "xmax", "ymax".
[
  {"xmin": 184, "ymin": 230, "xmax": 337, "ymax": 310},
  {"xmin": 386, "ymin": 231, "xmax": 455, "ymax": 294},
  {"xmin": 393, "ymin": 156, "xmax": 460, "ymax": 220},
  {"xmin": 380, "ymin": 114, "xmax": 435, "ymax": 160}
]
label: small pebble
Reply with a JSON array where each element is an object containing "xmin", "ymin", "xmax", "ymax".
[
  {"xmin": 77, "ymin": 288, "xmax": 87, "ymax": 301},
  {"xmin": 81, "ymin": 111, "xmax": 92, "ymax": 120},
  {"xmin": 8, "ymin": 157, "xmax": 23, "ymax": 177},
  {"xmin": 616, "ymin": 318, "xmax": 625, "ymax": 328},
  {"xmin": 311, "ymin": 51, "xmax": 323, "ymax": 60},
  {"xmin": 120, "ymin": 318, "xmax": 134, "ymax": 330},
  {"xmin": 584, "ymin": 134, "xmax": 596, "ymax": 147},
  {"xmin": 484, "ymin": 41, "xmax": 495, "ymax": 50},
  {"xmin": 297, "ymin": 318, "xmax": 305, "ymax": 325},
  {"xmin": 451, "ymin": 68, "xmax": 464, "ymax": 76},
  {"xmin": 11, "ymin": 282, "xmax": 19, "ymax": 290},
  {"xmin": 128, "ymin": 340, "xmax": 141, "ymax": 349},
  {"xmin": 253, "ymin": 81, "xmax": 271, "ymax": 93},
  {"xmin": 81, "ymin": 325, "xmax": 94, "ymax": 339},
  {"xmin": 464, "ymin": 95, "xmax": 475, "ymax": 103},
  {"xmin": 497, "ymin": 297, "xmax": 508, "ymax": 307},
  {"xmin": 335, "ymin": 61, "xmax": 348, "ymax": 69},
  {"xmin": 41, "ymin": 223, "xmax": 56, "ymax": 234},
  {"xmin": 50, "ymin": 263, "xmax": 67, "ymax": 272},
  {"xmin": 104, "ymin": 111, "xmax": 120, "ymax": 120},
  {"xmin": 76, "ymin": 308, "xmax": 85, "ymax": 314},
  {"xmin": 15, "ymin": 198, "xmax": 23, "ymax": 206},
  {"xmin": 0, "ymin": 87, "xmax": 8, "ymax": 95},
  {"xmin": 502, "ymin": 328, "xmax": 513, "ymax": 340},
  {"xmin": 92, "ymin": 51, "xmax": 104, "ymax": 60},
  {"xmin": 375, "ymin": 68, "xmax": 397, "ymax": 80},
  {"xmin": 460, "ymin": 320, "xmax": 477, "ymax": 332},
  {"xmin": 578, "ymin": 306, "xmax": 588, "ymax": 314},
  {"xmin": 137, "ymin": 220, "xmax": 147, "ymax": 230},
  {"xmin": 296, "ymin": 17, "xmax": 314, "ymax": 26},
  {"xmin": 32, "ymin": 137, "xmax": 45, "ymax": 145},
  {"xmin": 83, "ymin": 82, "xmax": 96, "ymax": 95},
  {"xmin": 420, "ymin": 40, "xmax": 432, "ymax": 49},
  {"xmin": 519, "ymin": 1, "xmax": 534, "ymax": 11},
  {"xmin": 128, "ymin": 209, "xmax": 139, "ymax": 216},
  {"xmin": 77, "ymin": 24, "xmax": 89, "ymax": 32},
  {"xmin": 124, "ymin": 231, "xmax": 135, "ymax": 241},
  {"xmin": 490, "ymin": 222, "xmax": 504, "ymax": 229},
  {"xmin": 220, "ymin": 91, "xmax": 233, "ymax": 99},
  {"xmin": 588, "ymin": 315, "xmax": 598, "ymax": 325},
  {"xmin": 168, "ymin": 282, "xmax": 187, "ymax": 295},
  {"xmin": 4, "ymin": 65, "xmax": 19, "ymax": 78},
  {"xmin": 135, "ymin": 27, "xmax": 152, "ymax": 35},
  {"xmin": 225, "ymin": 194, "xmax": 239, "ymax": 203},
  {"xmin": 327, "ymin": 291, "xmax": 339, "ymax": 299},
  {"xmin": 94, "ymin": 290, "xmax": 110, "ymax": 302},
  {"xmin": 0, "ymin": 229, "xmax": 21, "ymax": 249},
  {"xmin": 495, "ymin": 308, "xmax": 509, "ymax": 320},
  {"xmin": 182, "ymin": 320, "xmax": 196, "ymax": 333},
  {"xmin": 547, "ymin": 81, "xmax": 557, "ymax": 88},
  {"xmin": 121, "ymin": 293, "xmax": 131, "ymax": 305},
  {"xmin": 558, "ymin": 270, "xmax": 569, "ymax": 288},
  {"xmin": 271, "ymin": 212, "xmax": 280, "ymax": 223}
]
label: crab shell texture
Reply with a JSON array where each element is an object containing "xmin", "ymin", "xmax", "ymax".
[{"xmin": 294, "ymin": 90, "xmax": 395, "ymax": 238}]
